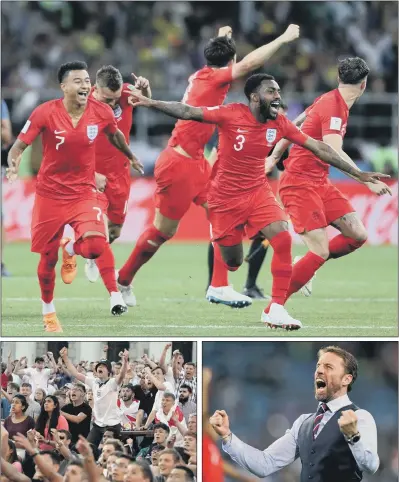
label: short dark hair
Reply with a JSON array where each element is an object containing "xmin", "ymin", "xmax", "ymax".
[
  {"xmin": 153, "ymin": 423, "xmax": 170, "ymax": 434},
  {"xmin": 244, "ymin": 73, "xmax": 276, "ymax": 100},
  {"xmin": 39, "ymin": 451, "xmax": 62, "ymax": 465},
  {"xmin": 114, "ymin": 362, "xmax": 122, "ymax": 367},
  {"xmin": 35, "ymin": 357, "xmax": 45, "ymax": 363},
  {"xmin": 103, "ymin": 439, "xmax": 125, "ymax": 451},
  {"xmin": 7, "ymin": 382, "xmax": 20, "ymax": 392},
  {"xmin": 132, "ymin": 460, "xmax": 153, "ymax": 482},
  {"xmin": 151, "ymin": 444, "xmax": 166, "ymax": 453},
  {"xmin": 163, "ymin": 392, "xmax": 176, "ymax": 401},
  {"xmin": 12, "ymin": 394, "xmax": 28, "ymax": 412},
  {"xmin": 121, "ymin": 383, "xmax": 135, "ymax": 392},
  {"xmin": 338, "ymin": 57, "xmax": 370, "ymax": 85},
  {"xmin": 21, "ymin": 382, "xmax": 32, "ymax": 389},
  {"xmin": 114, "ymin": 452, "xmax": 135, "ymax": 462},
  {"xmin": 159, "ymin": 448, "xmax": 181, "ymax": 464},
  {"xmin": 96, "ymin": 65, "xmax": 123, "ymax": 92},
  {"xmin": 204, "ymin": 36, "xmax": 236, "ymax": 67},
  {"xmin": 184, "ymin": 431, "xmax": 197, "ymax": 439},
  {"xmin": 317, "ymin": 346, "xmax": 358, "ymax": 392},
  {"xmin": 151, "ymin": 366, "xmax": 166, "ymax": 375},
  {"xmin": 173, "ymin": 465, "xmax": 195, "ymax": 481},
  {"xmin": 66, "ymin": 460, "xmax": 83, "ymax": 469},
  {"xmin": 57, "ymin": 61, "xmax": 88, "ymax": 84},
  {"xmin": 184, "ymin": 362, "xmax": 196, "ymax": 368},
  {"xmin": 179, "ymin": 384, "xmax": 193, "ymax": 393}
]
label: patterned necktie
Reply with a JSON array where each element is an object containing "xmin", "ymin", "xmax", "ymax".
[{"xmin": 313, "ymin": 402, "xmax": 328, "ymax": 439}]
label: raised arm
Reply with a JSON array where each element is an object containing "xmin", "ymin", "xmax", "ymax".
[
  {"xmin": 1, "ymin": 387, "xmax": 13, "ymax": 403},
  {"xmin": 232, "ymin": 25, "xmax": 300, "ymax": 80},
  {"xmin": 302, "ymin": 137, "xmax": 390, "ymax": 184},
  {"xmin": 158, "ymin": 344, "xmax": 172, "ymax": 373},
  {"xmin": 76, "ymin": 436, "xmax": 101, "ymax": 482},
  {"xmin": 13, "ymin": 357, "xmax": 27, "ymax": 377},
  {"xmin": 47, "ymin": 352, "xmax": 58, "ymax": 374},
  {"xmin": 143, "ymin": 367, "xmax": 167, "ymax": 391},
  {"xmin": 105, "ymin": 129, "xmax": 144, "ymax": 175},
  {"xmin": 5, "ymin": 351, "xmax": 13, "ymax": 376},
  {"xmin": 59, "ymin": 347, "xmax": 86, "ymax": 383},
  {"xmin": 115, "ymin": 350, "xmax": 130, "ymax": 386}
]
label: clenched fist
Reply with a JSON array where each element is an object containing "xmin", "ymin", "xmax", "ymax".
[
  {"xmin": 210, "ymin": 410, "xmax": 231, "ymax": 438},
  {"xmin": 338, "ymin": 409, "xmax": 358, "ymax": 437},
  {"xmin": 280, "ymin": 24, "xmax": 300, "ymax": 44}
]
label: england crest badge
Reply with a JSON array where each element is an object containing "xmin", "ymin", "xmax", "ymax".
[
  {"xmin": 266, "ymin": 128, "xmax": 277, "ymax": 143},
  {"xmin": 87, "ymin": 125, "xmax": 98, "ymax": 141}
]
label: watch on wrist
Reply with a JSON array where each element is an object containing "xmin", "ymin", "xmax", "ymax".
[{"xmin": 346, "ymin": 432, "xmax": 361, "ymax": 445}]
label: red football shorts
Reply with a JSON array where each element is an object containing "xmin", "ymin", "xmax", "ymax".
[
  {"xmin": 31, "ymin": 192, "xmax": 107, "ymax": 254},
  {"xmin": 209, "ymin": 184, "xmax": 287, "ymax": 246},
  {"xmin": 279, "ymin": 172, "xmax": 355, "ymax": 234},
  {"xmin": 154, "ymin": 147, "xmax": 211, "ymax": 220},
  {"xmin": 98, "ymin": 172, "xmax": 131, "ymax": 225}
]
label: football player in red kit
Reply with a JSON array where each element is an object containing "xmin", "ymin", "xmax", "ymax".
[
  {"xmin": 268, "ymin": 57, "xmax": 392, "ymax": 301},
  {"xmin": 127, "ymin": 74, "xmax": 387, "ymax": 329},
  {"xmin": 117, "ymin": 25, "xmax": 301, "ymax": 309},
  {"xmin": 6, "ymin": 61, "xmax": 143, "ymax": 332}
]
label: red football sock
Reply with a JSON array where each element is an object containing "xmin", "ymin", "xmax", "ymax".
[
  {"xmin": 118, "ymin": 225, "xmax": 171, "ymax": 285},
  {"xmin": 210, "ymin": 243, "xmax": 229, "ymax": 287},
  {"xmin": 74, "ymin": 236, "xmax": 106, "ymax": 259},
  {"xmin": 95, "ymin": 243, "xmax": 118, "ymax": 294},
  {"xmin": 286, "ymin": 251, "xmax": 325, "ymax": 301},
  {"xmin": 38, "ymin": 251, "xmax": 58, "ymax": 303},
  {"xmin": 328, "ymin": 235, "xmax": 366, "ymax": 259},
  {"xmin": 268, "ymin": 231, "xmax": 293, "ymax": 307}
]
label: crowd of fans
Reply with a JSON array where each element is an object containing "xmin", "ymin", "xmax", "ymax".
[
  {"xmin": 204, "ymin": 341, "xmax": 398, "ymax": 482},
  {"xmin": 1, "ymin": 343, "xmax": 197, "ymax": 482}
]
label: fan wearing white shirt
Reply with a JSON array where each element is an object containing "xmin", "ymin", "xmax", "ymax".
[
  {"xmin": 117, "ymin": 383, "xmax": 141, "ymax": 428},
  {"xmin": 14, "ymin": 354, "xmax": 57, "ymax": 393},
  {"xmin": 59, "ymin": 347, "xmax": 129, "ymax": 447},
  {"xmin": 141, "ymin": 366, "xmax": 174, "ymax": 430},
  {"xmin": 210, "ymin": 345, "xmax": 380, "ymax": 482}
]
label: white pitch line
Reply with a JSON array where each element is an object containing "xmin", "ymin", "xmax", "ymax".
[
  {"xmin": 4, "ymin": 297, "xmax": 397, "ymax": 303},
  {"xmin": 1, "ymin": 324, "xmax": 396, "ymax": 330}
]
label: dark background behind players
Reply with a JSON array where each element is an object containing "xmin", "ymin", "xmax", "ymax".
[
  {"xmin": 1, "ymin": 1, "xmax": 397, "ymax": 178},
  {"xmin": 204, "ymin": 341, "xmax": 398, "ymax": 482}
]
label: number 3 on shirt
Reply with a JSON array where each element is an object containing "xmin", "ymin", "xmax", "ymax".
[{"xmin": 234, "ymin": 134, "xmax": 246, "ymax": 151}]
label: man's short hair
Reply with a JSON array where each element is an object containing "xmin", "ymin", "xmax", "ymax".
[
  {"xmin": 204, "ymin": 36, "xmax": 236, "ymax": 67},
  {"xmin": 53, "ymin": 390, "xmax": 66, "ymax": 398},
  {"xmin": 103, "ymin": 439, "xmax": 125, "ymax": 452},
  {"xmin": 153, "ymin": 423, "xmax": 170, "ymax": 434},
  {"xmin": 114, "ymin": 362, "xmax": 122, "ymax": 367},
  {"xmin": 39, "ymin": 451, "xmax": 62, "ymax": 465},
  {"xmin": 317, "ymin": 346, "xmax": 358, "ymax": 391},
  {"xmin": 151, "ymin": 444, "xmax": 166, "ymax": 453},
  {"xmin": 121, "ymin": 383, "xmax": 135, "ymax": 391},
  {"xmin": 184, "ymin": 431, "xmax": 197, "ymax": 440},
  {"xmin": 57, "ymin": 61, "xmax": 88, "ymax": 84},
  {"xmin": 66, "ymin": 460, "xmax": 83, "ymax": 469},
  {"xmin": 173, "ymin": 465, "xmax": 195, "ymax": 481},
  {"xmin": 338, "ymin": 57, "xmax": 370, "ymax": 85},
  {"xmin": 132, "ymin": 460, "xmax": 153, "ymax": 480},
  {"xmin": 159, "ymin": 448, "xmax": 181, "ymax": 464},
  {"xmin": 244, "ymin": 73, "xmax": 276, "ymax": 100},
  {"xmin": 8, "ymin": 382, "xmax": 20, "ymax": 392},
  {"xmin": 21, "ymin": 382, "xmax": 32, "ymax": 389},
  {"xmin": 35, "ymin": 357, "xmax": 45, "ymax": 364},
  {"xmin": 184, "ymin": 362, "xmax": 196, "ymax": 368},
  {"xmin": 179, "ymin": 384, "xmax": 193, "ymax": 393},
  {"xmin": 96, "ymin": 65, "xmax": 123, "ymax": 92},
  {"xmin": 163, "ymin": 392, "xmax": 176, "ymax": 401},
  {"xmin": 72, "ymin": 383, "xmax": 86, "ymax": 393},
  {"xmin": 151, "ymin": 365, "xmax": 166, "ymax": 375},
  {"xmin": 114, "ymin": 451, "xmax": 135, "ymax": 462}
]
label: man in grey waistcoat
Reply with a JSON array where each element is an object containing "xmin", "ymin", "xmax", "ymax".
[{"xmin": 210, "ymin": 345, "xmax": 379, "ymax": 482}]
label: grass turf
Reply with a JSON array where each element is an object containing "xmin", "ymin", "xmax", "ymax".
[{"xmin": 2, "ymin": 242, "xmax": 397, "ymax": 337}]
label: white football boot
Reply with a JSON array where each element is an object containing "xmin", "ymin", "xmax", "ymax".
[
  {"xmin": 116, "ymin": 270, "xmax": 137, "ymax": 307},
  {"xmin": 206, "ymin": 285, "xmax": 252, "ymax": 308},
  {"xmin": 261, "ymin": 303, "xmax": 302, "ymax": 330},
  {"xmin": 85, "ymin": 259, "xmax": 100, "ymax": 283},
  {"xmin": 294, "ymin": 255, "xmax": 315, "ymax": 297},
  {"xmin": 110, "ymin": 291, "xmax": 128, "ymax": 316}
]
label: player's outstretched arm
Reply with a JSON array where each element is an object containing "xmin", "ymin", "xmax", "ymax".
[
  {"xmin": 106, "ymin": 129, "xmax": 144, "ymax": 175},
  {"xmin": 6, "ymin": 139, "xmax": 28, "ymax": 183},
  {"xmin": 303, "ymin": 137, "xmax": 390, "ymax": 184},
  {"xmin": 232, "ymin": 24, "xmax": 300, "ymax": 80}
]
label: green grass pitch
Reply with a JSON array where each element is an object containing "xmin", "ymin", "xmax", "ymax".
[{"xmin": 2, "ymin": 242, "xmax": 397, "ymax": 337}]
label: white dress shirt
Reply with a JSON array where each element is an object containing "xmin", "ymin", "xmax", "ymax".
[{"xmin": 223, "ymin": 394, "xmax": 379, "ymax": 478}]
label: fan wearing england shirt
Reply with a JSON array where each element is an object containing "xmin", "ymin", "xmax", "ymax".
[
  {"xmin": 59, "ymin": 347, "xmax": 129, "ymax": 447},
  {"xmin": 154, "ymin": 392, "xmax": 187, "ymax": 448},
  {"xmin": 117, "ymin": 384, "xmax": 141, "ymax": 429},
  {"xmin": 14, "ymin": 353, "xmax": 58, "ymax": 393},
  {"xmin": 128, "ymin": 75, "xmax": 387, "ymax": 329}
]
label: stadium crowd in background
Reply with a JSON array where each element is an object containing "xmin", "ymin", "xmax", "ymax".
[
  {"xmin": 1, "ymin": 343, "xmax": 197, "ymax": 482},
  {"xmin": 1, "ymin": 1, "xmax": 397, "ymax": 177}
]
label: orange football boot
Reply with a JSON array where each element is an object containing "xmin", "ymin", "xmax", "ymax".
[
  {"xmin": 43, "ymin": 312, "xmax": 63, "ymax": 333},
  {"xmin": 60, "ymin": 237, "xmax": 77, "ymax": 284}
]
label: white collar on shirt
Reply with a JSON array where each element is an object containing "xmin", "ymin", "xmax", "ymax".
[{"xmin": 320, "ymin": 393, "xmax": 351, "ymax": 414}]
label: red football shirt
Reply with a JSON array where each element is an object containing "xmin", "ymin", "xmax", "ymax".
[
  {"xmin": 203, "ymin": 434, "xmax": 224, "ymax": 482},
  {"xmin": 168, "ymin": 65, "xmax": 233, "ymax": 159},
  {"xmin": 201, "ymin": 103, "xmax": 309, "ymax": 202},
  {"xmin": 18, "ymin": 97, "xmax": 118, "ymax": 200},
  {"xmin": 92, "ymin": 83, "xmax": 134, "ymax": 180},
  {"xmin": 285, "ymin": 89, "xmax": 349, "ymax": 180}
]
